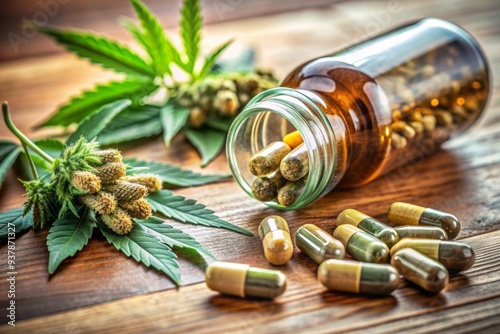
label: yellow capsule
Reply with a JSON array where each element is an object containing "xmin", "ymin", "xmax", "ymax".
[
  {"xmin": 205, "ymin": 262, "xmax": 286, "ymax": 299},
  {"xmin": 393, "ymin": 226, "xmax": 448, "ymax": 240},
  {"xmin": 336, "ymin": 209, "xmax": 399, "ymax": 248},
  {"xmin": 333, "ymin": 225, "xmax": 390, "ymax": 263},
  {"xmin": 391, "ymin": 239, "xmax": 475, "ymax": 272},
  {"xmin": 388, "ymin": 202, "xmax": 460, "ymax": 239},
  {"xmin": 295, "ymin": 224, "xmax": 345, "ymax": 264},
  {"xmin": 258, "ymin": 216, "xmax": 294, "ymax": 265},
  {"xmin": 248, "ymin": 141, "xmax": 291, "ymax": 177},
  {"xmin": 283, "ymin": 130, "xmax": 303, "ymax": 149},
  {"xmin": 318, "ymin": 259, "xmax": 399, "ymax": 295},
  {"xmin": 391, "ymin": 248, "xmax": 449, "ymax": 293}
]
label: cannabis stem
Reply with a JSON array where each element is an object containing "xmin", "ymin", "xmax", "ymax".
[
  {"xmin": 2, "ymin": 101, "xmax": 55, "ymax": 164},
  {"xmin": 21, "ymin": 143, "xmax": 39, "ymax": 180}
]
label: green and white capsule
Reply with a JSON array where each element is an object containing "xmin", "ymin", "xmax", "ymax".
[
  {"xmin": 258, "ymin": 216, "xmax": 294, "ymax": 265},
  {"xmin": 336, "ymin": 209, "xmax": 399, "ymax": 248},
  {"xmin": 295, "ymin": 224, "xmax": 345, "ymax": 264},
  {"xmin": 388, "ymin": 202, "xmax": 460, "ymax": 239},
  {"xmin": 205, "ymin": 262, "xmax": 287, "ymax": 299},
  {"xmin": 391, "ymin": 239, "xmax": 475, "ymax": 272},
  {"xmin": 333, "ymin": 225, "xmax": 390, "ymax": 264},
  {"xmin": 394, "ymin": 226, "xmax": 448, "ymax": 240},
  {"xmin": 391, "ymin": 248, "xmax": 449, "ymax": 293},
  {"xmin": 318, "ymin": 259, "xmax": 400, "ymax": 295}
]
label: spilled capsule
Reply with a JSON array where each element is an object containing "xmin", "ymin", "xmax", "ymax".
[
  {"xmin": 391, "ymin": 239, "xmax": 475, "ymax": 272},
  {"xmin": 258, "ymin": 216, "xmax": 294, "ymax": 265},
  {"xmin": 336, "ymin": 209, "xmax": 399, "ymax": 248},
  {"xmin": 388, "ymin": 202, "xmax": 460, "ymax": 239},
  {"xmin": 205, "ymin": 262, "xmax": 287, "ymax": 299},
  {"xmin": 394, "ymin": 226, "xmax": 448, "ymax": 240},
  {"xmin": 391, "ymin": 248, "xmax": 449, "ymax": 293},
  {"xmin": 318, "ymin": 259, "xmax": 400, "ymax": 295},
  {"xmin": 333, "ymin": 225, "xmax": 390, "ymax": 264},
  {"xmin": 248, "ymin": 141, "xmax": 291, "ymax": 177},
  {"xmin": 295, "ymin": 224, "xmax": 345, "ymax": 264}
]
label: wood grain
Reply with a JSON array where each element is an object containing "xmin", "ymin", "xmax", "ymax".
[{"xmin": 0, "ymin": 0, "xmax": 499, "ymax": 331}]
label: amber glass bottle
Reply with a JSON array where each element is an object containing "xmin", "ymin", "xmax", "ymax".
[{"xmin": 226, "ymin": 18, "xmax": 490, "ymax": 210}]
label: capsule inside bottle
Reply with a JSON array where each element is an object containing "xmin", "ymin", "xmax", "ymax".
[
  {"xmin": 252, "ymin": 169, "xmax": 286, "ymax": 201},
  {"xmin": 258, "ymin": 216, "xmax": 294, "ymax": 265},
  {"xmin": 333, "ymin": 224, "xmax": 390, "ymax": 264},
  {"xmin": 391, "ymin": 248, "xmax": 449, "ymax": 293},
  {"xmin": 205, "ymin": 262, "xmax": 287, "ymax": 299},
  {"xmin": 390, "ymin": 239, "xmax": 475, "ymax": 272},
  {"xmin": 280, "ymin": 143, "xmax": 309, "ymax": 181},
  {"xmin": 394, "ymin": 226, "xmax": 448, "ymax": 240},
  {"xmin": 295, "ymin": 224, "xmax": 345, "ymax": 264},
  {"xmin": 248, "ymin": 141, "xmax": 291, "ymax": 177},
  {"xmin": 388, "ymin": 202, "xmax": 461, "ymax": 239},
  {"xmin": 336, "ymin": 209, "xmax": 399, "ymax": 248},
  {"xmin": 318, "ymin": 259, "xmax": 400, "ymax": 295}
]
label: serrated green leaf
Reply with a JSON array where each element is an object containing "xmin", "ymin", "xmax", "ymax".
[
  {"xmin": 47, "ymin": 207, "xmax": 96, "ymax": 274},
  {"xmin": 99, "ymin": 222, "xmax": 180, "ymax": 284},
  {"xmin": 180, "ymin": 0, "xmax": 202, "ymax": 74},
  {"xmin": 0, "ymin": 141, "xmax": 20, "ymax": 190},
  {"xmin": 35, "ymin": 139, "xmax": 65, "ymax": 158},
  {"xmin": 135, "ymin": 216, "xmax": 214, "ymax": 258},
  {"xmin": 66, "ymin": 99, "xmax": 131, "ymax": 145},
  {"xmin": 205, "ymin": 116, "xmax": 234, "ymax": 132},
  {"xmin": 198, "ymin": 39, "xmax": 234, "ymax": 79},
  {"xmin": 160, "ymin": 102, "xmax": 190, "ymax": 147},
  {"xmin": 36, "ymin": 25, "xmax": 154, "ymax": 77},
  {"xmin": 124, "ymin": 158, "xmax": 230, "ymax": 187},
  {"xmin": 147, "ymin": 190, "xmax": 252, "ymax": 235},
  {"xmin": 0, "ymin": 208, "xmax": 33, "ymax": 239},
  {"xmin": 41, "ymin": 80, "xmax": 156, "ymax": 127},
  {"xmin": 130, "ymin": 0, "xmax": 184, "ymax": 76},
  {"xmin": 97, "ymin": 105, "xmax": 162, "ymax": 145},
  {"xmin": 119, "ymin": 17, "xmax": 149, "ymax": 52},
  {"xmin": 184, "ymin": 127, "xmax": 226, "ymax": 167}
]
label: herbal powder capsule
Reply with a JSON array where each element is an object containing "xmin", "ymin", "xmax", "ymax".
[
  {"xmin": 391, "ymin": 248, "xmax": 449, "ymax": 293},
  {"xmin": 333, "ymin": 225, "xmax": 390, "ymax": 264},
  {"xmin": 336, "ymin": 209, "xmax": 399, "ymax": 248},
  {"xmin": 251, "ymin": 169, "xmax": 286, "ymax": 201},
  {"xmin": 205, "ymin": 262, "xmax": 287, "ymax": 299},
  {"xmin": 248, "ymin": 141, "xmax": 291, "ymax": 177},
  {"xmin": 391, "ymin": 239, "xmax": 475, "ymax": 272},
  {"xmin": 393, "ymin": 226, "xmax": 448, "ymax": 240},
  {"xmin": 318, "ymin": 259, "xmax": 399, "ymax": 295},
  {"xmin": 277, "ymin": 178, "xmax": 307, "ymax": 207},
  {"xmin": 295, "ymin": 224, "xmax": 345, "ymax": 264},
  {"xmin": 258, "ymin": 216, "xmax": 294, "ymax": 265},
  {"xmin": 388, "ymin": 202, "xmax": 461, "ymax": 239},
  {"xmin": 280, "ymin": 143, "xmax": 309, "ymax": 181}
]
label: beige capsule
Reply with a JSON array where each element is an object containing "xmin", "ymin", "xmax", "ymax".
[
  {"xmin": 248, "ymin": 141, "xmax": 291, "ymax": 177},
  {"xmin": 258, "ymin": 216, "xmax": 294, "ymax": 265}
]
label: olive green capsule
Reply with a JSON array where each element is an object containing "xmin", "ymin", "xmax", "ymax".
[
  {"xmin": 391, "ymin": 248, "xmax": 449, "ymax": 293},
  {"xmin": 391, "ymin": 239, "xmax": 475, "ymax": 272},
  {"xmin": 280, "ymin": 143, "xmax": 309, "ymax": 181},
  {"xmin": 248, "ymin": 141, "xmax": 291, "ymax": 177},
  {"xmin": 318, "ymin": 259, "xmax": 399, "ymax": 295},
  {"xmin": 332, "ymin": 225, "xmax": 390, "ymax": 264},
  {"xmin": 388, "ymin": 202, "xmax": 460, "ymax": 239},
  {"xmin": 295, "ymin": 224, "xmax": 345, "ymax": 264},
  {"xmin": 336, "ymin": 209, "xmax": 399, "ymax": 248},
  {"xmin": 277, "ymin": 178, "xmax": 307, "ymax": 206},
  {"xmin": 251, "ymin": 169, "xmax": 286, "ymax": 201},
  {"xmin": 205, "ymin": 262, "xmax": 286, "ymax": 299},
  {"xmin": 258, "ymin": 216, "xmax": 294, "ymax": 265},
  {"xmin": 394, "ymin": 226, "xmax": 448, "ymax": 240}
]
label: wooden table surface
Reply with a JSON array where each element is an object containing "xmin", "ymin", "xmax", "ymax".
[{"xmin": 1, "ymin": 0, "xmax": 499, "ymax": 332}]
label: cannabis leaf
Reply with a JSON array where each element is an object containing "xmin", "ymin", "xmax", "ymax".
[
  {"xmin": 198, "ymin": 39, "xmax": 234, "ymax": 79},
  {"xmin": 160, "ymin": 102, "xmax": 190, "ymax": 147},
  {"xmin": 185, "ymin": 127, "xmax": 226, "ymax": 167},
  {"xmin": 0, "ymin": 141, "xmax": 20, "ymax": 189},
  {"xmin": 147, "ymin": 190, "xmax": 252, "ymax": 235},
  {"xmin": 100, "ymin": 221, "xmax": 181, "ymax": 284},
  {"xmin": 181, "ymin": 0, "xmax": 202, "ymax": 74},
  {"xmin": 0, "ymin": 208, "xmax": 33, "ymax": 239},
  {"xmin": 36, "ymin": 25, "xmax": 154, "ymax": 78},
  {"xmin": 66, "ymin": 99, "xmax": 131, "ymax": 145},
  {"xmin": 47, "ymin": 207, "xmax": 96, "ymax": 274},
  {"xmin": 135, "ymin": 216, "xmax": 214, "ymax": 258},
  {"xmin": 124, "ymin": 158, "xmax": 230, "ymax": 187},
  {"xmin": 41, "ymin": 80, "xmax": 156, "ymax": 127}
]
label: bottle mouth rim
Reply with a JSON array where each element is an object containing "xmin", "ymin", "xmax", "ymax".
[{"xmin": 227, "ymin": 87, "xmax": 337, "ymax": 210}]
